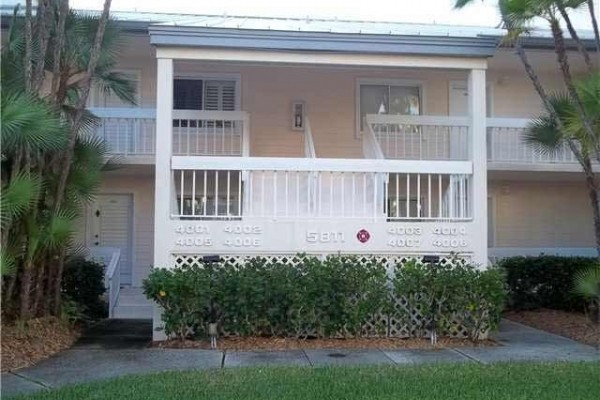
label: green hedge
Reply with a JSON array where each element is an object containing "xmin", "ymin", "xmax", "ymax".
[
  {"xmin": 143, "ymin": 255, "xmax": 505, "ymax": 342},
  {"xmin": 498, "ymin": 255, "xmax": 597, "ymax": 311},
  {"xmin": 62, "ymin": 257, "xmax": 107, "ymax": 321}
]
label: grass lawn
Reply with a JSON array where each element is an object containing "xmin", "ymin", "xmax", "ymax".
[{"xmin": 16, "ymin": 362, "xmax": 600, "ymax": 400}]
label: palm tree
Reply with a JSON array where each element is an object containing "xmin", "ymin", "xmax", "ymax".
[
  {"xmin": 454, "ymin": 0, "xmax": 600, "ymax": 256},
  {"xmin": 525, "ymin": 73, "xmax": 600, "ymax": 256},
  {"xmin": 1, "ymin": 1, "xmax": 135, "ymax": 319},
  {"xmin": 572, "ymin": 264, "xmax": 600, "ymax": 348}
]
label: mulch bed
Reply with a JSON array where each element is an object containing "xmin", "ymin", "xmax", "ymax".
[
  {"xmin": 505, "ymin": 309, "xmax": 599, "ymax": 348},
  {"xmin": 156, "ymin": 336, "xmax": 496, "ymax": 351},
  {"xmin": 1, "ymin": 317, "xmax": 80, "ymax": 372}
]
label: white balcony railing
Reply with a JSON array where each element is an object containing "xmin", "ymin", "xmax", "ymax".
[
  {"xmin": 172, "ymin": 157, "xmax": 472, "ymax": 221},
  {"xmin": 90, "ymin": 108, "xmax": 250, "ymax": 158},
  {"xmin": 366, "ymin": 114, "xmax": 470, "ymax": 161},
  {"xmin": 172, "ymin": 110, "xmax": 250, "ymax": 157},
  {"xmin": 487, "ymin": 118, "xmax": 578, "ymax": 165},
  {"xmin": 90, "ymin": 108, "xmax": 156, "ymax": 156}
]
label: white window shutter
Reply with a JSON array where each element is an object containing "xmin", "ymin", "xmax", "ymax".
[{"xmin": 204, "ymin": 80, "xmax": 236, "ymax": 111}]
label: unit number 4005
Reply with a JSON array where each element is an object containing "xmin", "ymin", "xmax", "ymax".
[{"xmin": 175, "ymin": 237, "xmax": 213, "ymax": 246}]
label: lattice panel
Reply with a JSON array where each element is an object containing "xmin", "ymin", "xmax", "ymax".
[{"xmin": 171, "ymin": 253, "xmax": 478, "ymax": 339}]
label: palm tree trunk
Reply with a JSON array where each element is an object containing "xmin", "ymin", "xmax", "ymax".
[
  {"xmin": 19, "ymin": 263, "xmax": 33, "ymax": 320},
  {"xmin": 588, "ymin": 0, "xmax": 600, "ymax": 54},
  {"xmin": 52, "ymin": 250, "xmax": 66, "ymax": 315},
  {"xmin": 50, "ymin": 0, "xmax": 69, "ymax": 102},
  {"xmin": 32, "ymin": 0, "xmax": 54, "ymax": 93},
  {"xmin": 23, "ymin": 0, "xmax": 33, "ymax": 91},
  {"xmin": 582, "ymin": 157, "xmax": 600, "ymax": 258},
  {"xmin": 32, "ymin": 262, "xmax": 47, "ymax": 317},
  {"xmin": 549, "ymin": 19, "xmax": 598, "ymax": 149},
  {"xmin": 557, "ymin": 4, "xmax": 593, "ymax": 73},
  {"xmin": 515, "ymin": 42, "xmax": 566, "ymax": 133},
  {"xmin": 54, "ymin": 0, "xmax": 112, "ymax": 208}
]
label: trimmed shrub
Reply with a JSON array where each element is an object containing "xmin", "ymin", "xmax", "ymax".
[
  {"xmin": 499, "ymin": 256, "xmax": 597, "ymax": 311},
  {"xmin": 144, "ymin": 255, "xmax": 505, "ymax": 342},
  {"xmin": 393, "ymin": 258, "xmax": 505, "ymax": 340},
  {"xmin": 62, "ymin": 257, "xmax": 107, "ymax": 321}
]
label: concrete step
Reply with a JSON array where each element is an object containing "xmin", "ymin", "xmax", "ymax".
[
  {"xmin": 112, "ymin": 287, "xmax": 154, "ymax": 319},
  {"xmin": 113, "ymin": 304, "xmax": 153, "ymax": 319}
]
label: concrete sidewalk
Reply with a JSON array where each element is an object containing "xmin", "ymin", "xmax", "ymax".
[{"xmin": 2, "ymin": 320, "xmax": 598, "ymax": 398}]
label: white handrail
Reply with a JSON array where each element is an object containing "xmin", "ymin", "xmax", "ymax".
[
  {"xmin": 88, "ymin": 107, "xmax": 156, "ymax": 119},
  {"xmin": 105, "ymin": 249, "xmax": 121, "ymax": 318},
  {"xmin": 173, "ymin": 156, "xmax": 473, "ymax": 174},
  {"xmin": 363, "ymin": 124, "xmax": 386, "ymax": 160},
  {"xmin": 172, "ymin": 110, "xmax": 248, "ymax": 120},
  {"xmin": 304, "ymin": 117, "xmax": 316, "ymax": 158},
  {"xmin": 367, "ymin": 114, "xmax": 470, "ymax": 127}
]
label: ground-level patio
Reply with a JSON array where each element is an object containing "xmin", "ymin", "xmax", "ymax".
[{"xmin": 2, "ymin": 320, "xmax": 598, "ymax": 398}]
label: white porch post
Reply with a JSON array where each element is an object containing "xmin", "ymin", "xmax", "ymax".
[
  {"xmin": 153, "ymin": 57, "xmax": 173, "ymax": 340},
  {"xmin": 468, "ymin": 68, "xmax": 488, "ymax": 266}
]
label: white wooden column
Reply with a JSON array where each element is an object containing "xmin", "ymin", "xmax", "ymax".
[
  {"xmin": 468, "ymin": 68, "xmax": 488, "ymax": 266},
  {"xmin": 153, "ymin": 57, "xmax": 174, "ymax": 267},
  {"xmin": 153, "ymin": 58, "xmax": 173, "ymax": 341}
]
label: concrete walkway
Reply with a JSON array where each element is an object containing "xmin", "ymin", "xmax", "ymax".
[{"xmin": 2, "ymin": 320, "xmax": 598, "ymax": 398}]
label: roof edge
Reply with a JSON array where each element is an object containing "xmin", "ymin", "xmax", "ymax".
[{"xmin": 149, "ymin": 25, "xmax": 499, "ymax": 58}]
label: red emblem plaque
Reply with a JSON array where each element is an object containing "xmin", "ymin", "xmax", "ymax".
[{"xmin": 356, "ymin": 229, "xmax": 370, "ymax": 243}]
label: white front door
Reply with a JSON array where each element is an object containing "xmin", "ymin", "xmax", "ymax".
[{"xmin": 88, "ymin": 194, "xmax": 133, "ymax": 285}]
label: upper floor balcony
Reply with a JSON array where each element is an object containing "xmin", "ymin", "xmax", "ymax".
[{"xmin": 91, "ymin": 107, "xmax": 583, "ymax": 172}]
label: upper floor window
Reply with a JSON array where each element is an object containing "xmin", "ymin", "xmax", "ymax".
[
  {"xmin": 357, "ymin": 79, "xmax": 422, "ymax": 133},
  {"xmin": 173, "ymin": 78, "xmax": 238, "ymax": 111}
]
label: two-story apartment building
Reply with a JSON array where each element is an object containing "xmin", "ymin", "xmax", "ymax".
[{"xmin": 66, "ymin": 12, "xmax": 596, "ymax": 328}]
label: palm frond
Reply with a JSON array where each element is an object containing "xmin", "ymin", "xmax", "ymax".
[
  {"xmin": 0, "ymin": 172, "xmax": 43, "ymax": 228},
  {"xmin": 43, "ymin": 209, "xmax": 77, "ymax": 249},
  {"xmin": 0, "ymin": 250, "xmax": 17, "ymax": 277},
  {"xmin": 525, "ymin": 116, "xmax": 566, "ymax": 154},
  {"xmin": 92, "ymin": 71, "xmax": 138, "ymax": 106},
  {"xmin": 573, "ymin": 265, "xmax": 600, "ymax": 300},
  {"xmin": 1, "ymin": 91, "xmax": 67, "ymax": 153},
  {"xmin": 453, "ymin": 0, "xmax": 477, "ymax": 9}
]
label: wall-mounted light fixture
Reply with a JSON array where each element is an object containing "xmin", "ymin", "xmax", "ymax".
[{"xmin": 292, "ymin": 101, "xmax": 305, "ymax": 131}]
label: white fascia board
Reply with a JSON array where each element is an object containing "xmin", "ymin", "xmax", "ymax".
[{"xmin": 156, "ymin": 47, "xmax": 488, "ymax": 70}]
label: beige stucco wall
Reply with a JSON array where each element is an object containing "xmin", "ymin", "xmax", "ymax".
[{"xmin": 489, "ymin": 180, "xmax": 594, "ymax": 248}]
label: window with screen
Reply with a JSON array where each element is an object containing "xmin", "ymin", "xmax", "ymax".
[{"xmin": 358, "ymin": 82, "xmax": 421, "ymax": 131}]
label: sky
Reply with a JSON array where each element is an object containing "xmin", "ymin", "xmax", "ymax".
[{"xmin": 69, "ymin": 0, "xmax": 596, "ymax": 30}]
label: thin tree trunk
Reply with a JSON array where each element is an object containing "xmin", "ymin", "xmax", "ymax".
[
  {"xmin": 32, "ymin": 0, "xmax": 54, "ymax": 93},
  {"xmin": 587, "ymin": 0, "xmax": 600, "ymax": 55},
  {"xmin": 23, "ymin": 0, "xmax": 33, "ymax": 91},
  {"xmin": 557, "ymin": 4, "xmax": 593, "ymax": 73},
  {"xmin": 515, "ymin": 42, "xmax": 566, "ymax": 133},
  {"xmin": 52, "ymin": 250, "xmax": 66, "ymax": 315},
  {"xmin": 50, "ymin": 0, "xmax": 69, "ymax": 102},
  {"xmin": 19, "ymin": 263, "xmax": 33, "ymax": 320},
  {"xmin": 582, "ymin": 158, "xmax": 600, "ymax": 258},
  {"xmin": 549, "ymin": 19, "xmax": 598, "ymax": 149},
  {"xmin": 54, "ymin": 0, "xmax": 112, "ymax": 208}
]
